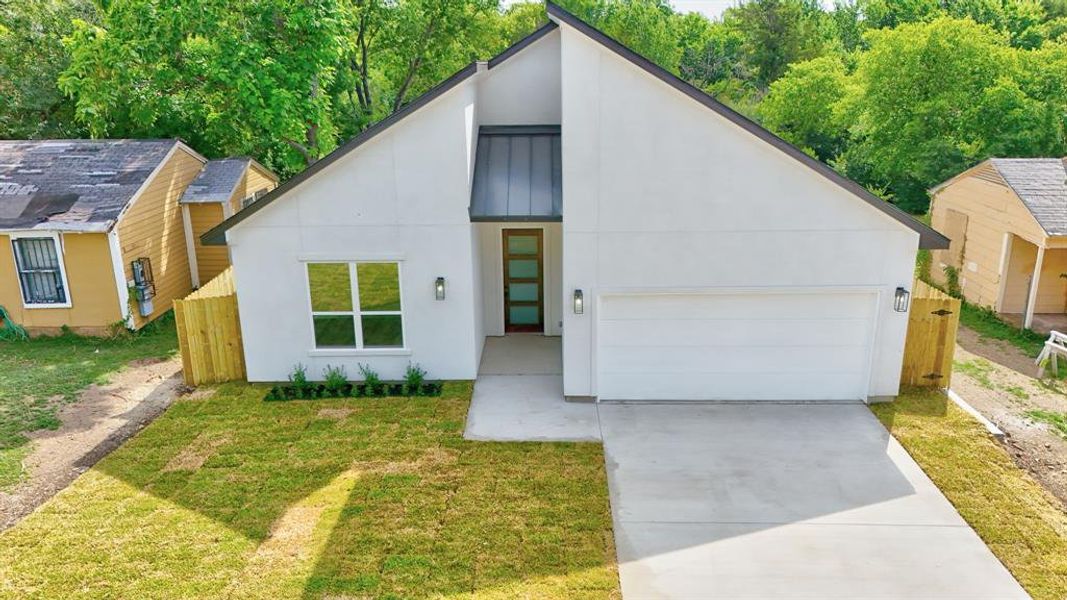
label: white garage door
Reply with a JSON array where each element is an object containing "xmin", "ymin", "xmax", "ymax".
[{"xmin": 597, "ymin": 291, "xmax": 878, "ymax": 401}]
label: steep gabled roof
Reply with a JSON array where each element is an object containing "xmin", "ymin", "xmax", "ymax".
[
  {"xmin": 0, "ymin": 139, "xmax": 180, "ymax": 232},
  {"xmin": 204, "ymin": 3, "xmax": 947, "ymax": 249},
  {"xmin": 544, "ymin": 2, "xmax": 946, "ymax": 250},
  {"xmin": 990, "ymin": 158, "xmax": 1067, "ymax": 236}
]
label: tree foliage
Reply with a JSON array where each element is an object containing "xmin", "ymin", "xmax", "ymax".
[
  {"xmin": 0, "ymin": 0, "xmax": 99, "ymax": 138},
  {"xmin": 759, "ymin": 55, "xmax": 848, "ymax": 160}
]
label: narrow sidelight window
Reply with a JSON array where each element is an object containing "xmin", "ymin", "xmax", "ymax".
[
  {"xmin": 12, "ymin": 237, "xmax": 67, "ymax": 306},
  {"xmin": 306, "ymin": 262, "xmax": 404, "ymax": 349}
]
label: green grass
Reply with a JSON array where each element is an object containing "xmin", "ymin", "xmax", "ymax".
[
  {"xmin": 0, "ymin": 382, "xmax": 619, "ymax": 598},
  {"xmin": 954, "ymin": 358, "xmax": 996, "ymax": 389},
  {"xmin": 872, "ymin": 389, "xmax": 1067, "ymax": 600},
  {"xmin": 0, "ymin": 316, "xmax": 177, "ymax": 489},
  {"xmin": 1026, "ymin": 410, "xmax": 1067, "ymax": 438},
  {"xmin": 959, "ymin": 302, "xmax": 1047, "ymax": 357}
]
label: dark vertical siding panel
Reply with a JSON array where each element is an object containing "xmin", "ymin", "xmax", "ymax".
[
  {"xmin": 530, "ymin": 136, "xmax": 552, "ymax": 217},
  {"xmin": 507, "ymin": 136, "xmax": 532, "ymax": 217},
  {"xmin": 486, "ymin": 136, "xmax": 511, "ymax": 216}
]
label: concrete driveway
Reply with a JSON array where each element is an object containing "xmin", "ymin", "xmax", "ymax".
[{"xmin": 598, "ymin": 403, "xmax": 1027, "ymax": 599}]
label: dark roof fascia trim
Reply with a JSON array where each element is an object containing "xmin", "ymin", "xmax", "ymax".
[
  {"xmin": 545, "ymin": 2, "xmax": 949, "ymax": 251},
  {"xmin": 487, "ymin": 22, "xmax": 559, "ymax": 69},
  {"xmin": 480, "ymin": 125, "xmax": 561, "ymax": 136},
  {"xmin": 201, "ymin": 62, "xmax": 480, "ymax": 246},
  {"xmin": 470, "ymin": 214, "xmax": 563, "ymax": 223}
]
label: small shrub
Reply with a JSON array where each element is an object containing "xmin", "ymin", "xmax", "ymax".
[
  {"xmin": 405, "ymin": 363, "xmax": 427, "ymax": 396},
  {"xmin": 265, "ymin": 386, "xmax": 282, "ymax": 401},
  {"xmin": 289, "ymin": 363, "xmax": 312, "ymax": 397},
  {"xmin": 359, "ymin": 364, "xmax": 384, "ymax": 396},
  {"xmin": 323, "ymin": 364, "xmax": 349, "ymax": 397}
]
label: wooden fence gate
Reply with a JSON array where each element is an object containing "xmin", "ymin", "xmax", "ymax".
[
  {"xmin": 900, "ymin": 279, "xmax": 961, "ymax": 387},
  {"xmin": 174, "ymin": 267, "xmax": 245, "ymax": 385}
]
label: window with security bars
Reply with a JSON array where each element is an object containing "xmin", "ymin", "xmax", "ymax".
[{"xmin": 12, "ymin": 237, "xmax": 67, "ymax": 305}]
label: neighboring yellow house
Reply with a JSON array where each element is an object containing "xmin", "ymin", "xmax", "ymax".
[
  {"xmin": 929, "ymin": 157, "xmax": 1067, "ymax": 332},
  {"xmin": 180, "ymin": 157, "xmax": 277, "ymax": 285},
  {"xmin": 0, "ymin": 140, "xmax": 276, "ymax": 335}
]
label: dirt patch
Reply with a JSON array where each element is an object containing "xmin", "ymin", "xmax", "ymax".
[
  {"xmin": 162, "ymin": 431, "xmax": 230, "ymax": 472},
  {"xmin": 954, "ymin": 327, "xmax": 1067, "ymax": 508},
  {"xmin": 0, "ymin": 357, "xmax": 184, "ymax": 530},
  {"xmin": 317, "ymin": 408, "xmax": 355, "ymax": 420}
]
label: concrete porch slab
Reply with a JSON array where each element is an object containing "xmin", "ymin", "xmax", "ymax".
[
  {"xmin": 1001, "ymin": 312, "xmax": 1067, "ymax": 335},
  {"xmin": 463, "ymin": 375, "xmax": 600, "ymax": 442},
  {"xmin": 478, "ymin": 335, "xmax": 562, "ymax": 375}
]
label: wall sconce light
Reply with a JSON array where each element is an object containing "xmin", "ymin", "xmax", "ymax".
[
  {"xmin": 573, "ymin": 289, "xmax": 584, "ymax": 315},
  {"xmin": 435, "ymin": 277, "xmax": 446, "ymax": 301},
  {"xmin": 894, "ymin": 286, "xmax": 910, "ymax": 313}
]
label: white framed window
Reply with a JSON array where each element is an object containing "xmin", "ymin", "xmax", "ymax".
[
  {"xmin": 10, "ymin": 232, "xmax": 72, "ymax": 308},
  {"xmin": 305, "ymin": 261, "xmax": 404, "ymax": 349}
]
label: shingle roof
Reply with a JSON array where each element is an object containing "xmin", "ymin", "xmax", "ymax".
[
  {"xmin": 0, "ymin": 139, "xmax": 179, "ymax": 232},
  {"xmin": 180, "ymin": 158, "xmax": 252, "ymax": 204},
  {"xmin": 990, "ymin": 158, "xmax": 1067, "ymax": 236},
  {"xmin": 470, "ymin": 126, "xmax": 562, "ymax": 221}
]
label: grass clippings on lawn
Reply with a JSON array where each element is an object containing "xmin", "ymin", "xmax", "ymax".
[
  {"xmin": 0, "ymin": 382, "xmax": 619, "ymax": 599},
  {"xmin": 0, "ymin": 318, "xmax": 177, "ymax": 488},
  {"xmin": 872, "ymin": 388, "xmax": 1067, "ymax": 600}
]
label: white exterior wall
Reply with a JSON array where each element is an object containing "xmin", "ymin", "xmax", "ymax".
[
  {"xmin": 558, "ymin": 27, "xmax": 918, "ymax": 399},
  {"xmin": 229, "ymin": 82, "xmax": 482, "ymax": 382},
  {"xmin": 475, "ymin": 222, "xmax": 563, "ymax": 337},
  {"xmin": 477, "ymin": 30, "xmax": 561, "ymax": 126}
]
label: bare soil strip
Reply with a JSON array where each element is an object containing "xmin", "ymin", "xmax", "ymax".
[
  {"xmin": 0, "ymin": 357, "xmax": 184, "ymax": 530},
  {"xmin": 954, "ymin": 327, "xmax": 1067, "ymax": 508}
]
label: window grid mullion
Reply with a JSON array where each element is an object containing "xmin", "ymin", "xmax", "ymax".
[{"xmin": 350, "ymin": 262, "xmax": 365, "ymax": 349}]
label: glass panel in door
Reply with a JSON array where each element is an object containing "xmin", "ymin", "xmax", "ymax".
[{"xmin": 503, "ymin": 230, "xmax": 543, "ymax": 332}]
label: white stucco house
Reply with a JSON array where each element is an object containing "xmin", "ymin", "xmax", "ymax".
[{"xmin": 203, "ymin": 3, "xmax": 948, "ymax": 402}]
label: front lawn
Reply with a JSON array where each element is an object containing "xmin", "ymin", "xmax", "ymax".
[
  {"xmin": 872, "ymin": 389, "xmax": 1067, "ymax": 600},
  {"xmin": 0, "ymin": 318, "xmax": 178, "ymax": 488},
  {"xmin": 0, "ymin": 382, "xmax": 619, "ymax": 598}
]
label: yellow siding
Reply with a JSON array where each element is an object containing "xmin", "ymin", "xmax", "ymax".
[
  {"xmin": 1002, "ymin": 240, "xmax": 1067, "ymax": 314},
  {"xmin": 189, "ymin": 203, "xmax": 230, "ymax": 283},
  {"xmin": 930, "ymin": 167, "xmax": 1047, "ymax": 309},
  {"xmin": 227, "ymin": 163, "xmax": 277, "ymax": 214},
  {"xmin": 118, "ymin": 148, "xmax": 205, "ymax": 329},
  {"xmin": 0, "ymin": 232, "xmax": 120, "ymax": 335}
]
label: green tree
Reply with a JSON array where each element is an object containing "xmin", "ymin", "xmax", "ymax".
[
  {"xmin": 840, "ymin": 17, "xmax": 1065, "ymax": 212},
  {"xmin": 759, "ymin": 55, "xmax": 849, "ymax": 160},
  {"xmin": 59, "ymin": 0, "xmax": 346, "ymax": 175},
  {"xmin": 0, "ymin": 0, "xmax": 99, "ymax": 138},
  {"xmin": 724, "ymin": 0, "xmax": 829, "ymax": 89},
  {"xmin": 329, "ymin": 0, "xmax": 503, "ymax": 142},
  {"xmin": 859, "ymin": 0, "xmax": 1050, "ymax": 48}
]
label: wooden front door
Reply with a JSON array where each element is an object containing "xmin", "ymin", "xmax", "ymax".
[{"xmin": 503, "ymin": 229, "xmax": 544, "ymax": 333}]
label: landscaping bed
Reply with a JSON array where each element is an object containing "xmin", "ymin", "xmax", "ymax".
[{"xmin": 0, "ymin": 381, "xmax": 619, "ymax": 598}]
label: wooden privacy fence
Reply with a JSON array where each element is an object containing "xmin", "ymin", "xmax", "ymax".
[
  {"xmin": 900, "ymin": 279, "xmax": 961, "ymax": 387},
  {"xmin": 174, "ymin": 267, "xmax": 245, "ymax": 385}
]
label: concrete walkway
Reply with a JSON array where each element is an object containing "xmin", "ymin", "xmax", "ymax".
[
  {"xmin": 464, "ymin": 336, "xmax": 600, "ymax": 442},
  {"xmin": 599, "ymin": 403, "xmax": 1027, "ymax": 599}
]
